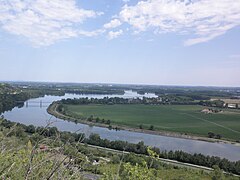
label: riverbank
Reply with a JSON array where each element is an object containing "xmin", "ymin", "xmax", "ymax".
[
  {"xmin": 83, "ymin": 143, "xmax": 240, "ymax": 178},
  {"xmin": 47, "ymin": 102, "xmax": 240, "ymax": 146},
  {"xmin": 1, "ymin": 118, "xmax": 239, "ymax": 179}
]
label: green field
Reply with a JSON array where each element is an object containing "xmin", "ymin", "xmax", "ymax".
[{"xmin": 63, "ymin": 104, "xmax": 240, "ymax": 141}]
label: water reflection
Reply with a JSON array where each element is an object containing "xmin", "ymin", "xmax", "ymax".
[{"xmin": 3, "ymin": 91, "xmax": 240, "ymax": 161}]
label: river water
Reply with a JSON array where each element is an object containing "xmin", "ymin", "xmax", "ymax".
[{"xmin": 2, "ymin": 91, "xmax": 240, "ymax": 161}]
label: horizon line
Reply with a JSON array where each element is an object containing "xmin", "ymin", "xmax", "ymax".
[{"xmin": 1, "ymin": 80, "xmax": 239, "ymax": 89}]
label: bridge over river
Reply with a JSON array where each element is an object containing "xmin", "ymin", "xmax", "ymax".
[
  {"xmin": 16, "ymin": 101, "xmax": 52, "ymax": 108},
  {"xmin": 4, "ymin": 92, "xmax": 239, "ymax": 161}
]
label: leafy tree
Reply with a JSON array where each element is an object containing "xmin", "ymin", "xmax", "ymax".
[
  {"xmin": 26, "ymin": 124, "xmax": 35, "ymax": 133},
  {"xmin": 112, "ymin": 155, "xmax": 121, "ymax": 164},
  {"xmin": 96, "ymin": 117, "xmax": 100, "ymax": 123},
  {"xmin": 121, "ymin": 162, "xmax": 155, "ymax": 180},
  {"xmin": 211, "ymin": 165, "xmax": 224, "ymax": 180},
  {"xmin": 216, "ymin": 134, "xmax": 222, "ymax": 139},
  {"xmin": 208, "ymin": 132, "xmax": 215, "ymax": 138},
  {"xmin": 149, "ymin": 125, "xmax": 154, "ymax": 131}
]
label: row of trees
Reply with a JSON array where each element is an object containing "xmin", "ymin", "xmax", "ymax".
[
  {"xmin": 59, "ymin": 97, "xmax": 138, "ymax": 105},
  {"xmin": 59, "ymin": 96, "xmax": 240, "ymax": 111},
  {"xmin": 1, "ymin": 118, "xmax": 239, "ymax": 175},
  {"xmin": 85, "ymin": 134, "xmax": 240, "ymax": 175},
  {"xmin": 65, "ymin": 89, "xmax": 124, "ymax": 95},
  {"xmin": 208, "ymin": 132, "xmax": 222, "ymax": 139},
  {"xmin": 199, "ymin": 100, "xmax": 225, "ymax": 108},
  {"xmin": 138, "ymin": 87, "xmax": 239, "ymax": 100},
  {"xmin": 58, "ymin": 96, "xmax": 198, "ymax": 106}
]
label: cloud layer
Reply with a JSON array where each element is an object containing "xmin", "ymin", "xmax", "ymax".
[
  {"xmin": 0, "ymin": 0, "xmax": 102, "ymax": 46},
  {"xmin": 0, "ymin": 0, "xmax": 240, "ymax": 46},
  {"xmin": 118, "ymin": 0, "xmax": 240, "ymax": 45}
]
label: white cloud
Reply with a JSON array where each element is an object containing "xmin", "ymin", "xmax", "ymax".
[
  {"xmin": 118, "ymin": 0, "xmax": 240, "ymax": 45},
  {"xmin": 0, "ymin": 0, "xmax": 103, "ymax": 46},
  {"xmin": 184, "ymin": 31, "xmax": 225, "ymax": 46},
  {"xmin": 108, "ymin": 30, "xmax": 123, "ymax": 39},
  {"xmin": 78, "ymin": 29, "xmax": 106, "ymax": 37},
  {"xmin": 1, "ymin": 0, "xmax": 239, "ymax": 46},
  {"xmin": 104, "ymin": 19, "xmax": 122, "ymax": 29}
]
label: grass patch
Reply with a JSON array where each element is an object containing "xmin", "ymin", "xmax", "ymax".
[{"xmin": 63, "ymin": 104, "xmax": 240, "ymax": 141}]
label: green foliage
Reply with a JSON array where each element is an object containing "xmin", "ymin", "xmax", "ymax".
[
  {"xmin": 211, "ymin": 165, "xmax": 225, "ymax": 180},
  {"xmin": 121, "ymin": 162, "xmax": 155, "ymax": 180},
  {"xmin": 0, "ymin": 121, "xmax": 239, "ymax": 179},
  {"xmin": 0, "ymin": 141, "xmax": 81, "ymax": 179},
  {"xmin": 62, "ymin": 104, "xmax": 240, "ymax": 141},
  {"xmin": 149, "ymin": 125, "xmax": 154, "ymax": 131},
  {"xmin": 111, "ymin": 155, "xmax": 121, "ymax": 164},
  {"xmin": 0, "ymin": 83, "xmax": 65, "ymax": 115},
  {"xmin": 147, "ymin": 147, "xmax": 159, "ymax": 159},
  {"xmin": 200, "ymin": 100, "xmax": 225, "ymax": 108},
  {"xmin": 1, "ymin": 118, "xmax": 240, "ymax": 175}
]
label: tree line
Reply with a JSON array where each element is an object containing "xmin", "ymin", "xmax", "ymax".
[
  {"xmin": 0, "ymin": 118, "xmax": 239, "ymax": 175},
  {"xmin": 0, "ymin": 92, "xmax": 30, "ymax": 114},
  {"xmin": 58, "ymin": 96, "xmax": 240, "ymax": 110},
  {"xmin": 0, "ymin": 83, "xmax": 65, "ymax": 114}
]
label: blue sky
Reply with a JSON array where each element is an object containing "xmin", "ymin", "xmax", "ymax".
[{"xmin": 0, "ymin": 0, "xmax": 240, "ymax": 86}]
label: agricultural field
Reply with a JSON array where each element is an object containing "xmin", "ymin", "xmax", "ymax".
[{"xmin": 63, "ymin": 104, "xmax": 240, "ymax": 141}]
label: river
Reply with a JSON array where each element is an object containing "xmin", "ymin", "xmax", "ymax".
[{"xmin": 2, "ymin": 91, "xmax": 240, "ymax": 161}]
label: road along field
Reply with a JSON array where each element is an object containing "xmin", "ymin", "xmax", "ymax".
[{"xmin": 59, "ymin": 104, "xmax": 240, "ymax": 141}]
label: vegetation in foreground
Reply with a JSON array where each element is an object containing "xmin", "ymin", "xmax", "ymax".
[
  {"xmin": 0, "ymin": 118, "xmax": 240, "ymax": 177},
  {"xmin": 1, "ymin": 82, "xmax": 240, "ymax": 178},
  {"xmin": 0, "ymin": 118, "xmax": 239, "ymax": 179},
  {"xmin": 52, "ymin": 98, "xmax": 240, "ymax": 141}
]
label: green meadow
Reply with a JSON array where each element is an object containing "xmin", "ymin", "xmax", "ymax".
[{"xmin": 63, "ymin": 104, "xmax": 240, "ymax": 141}]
